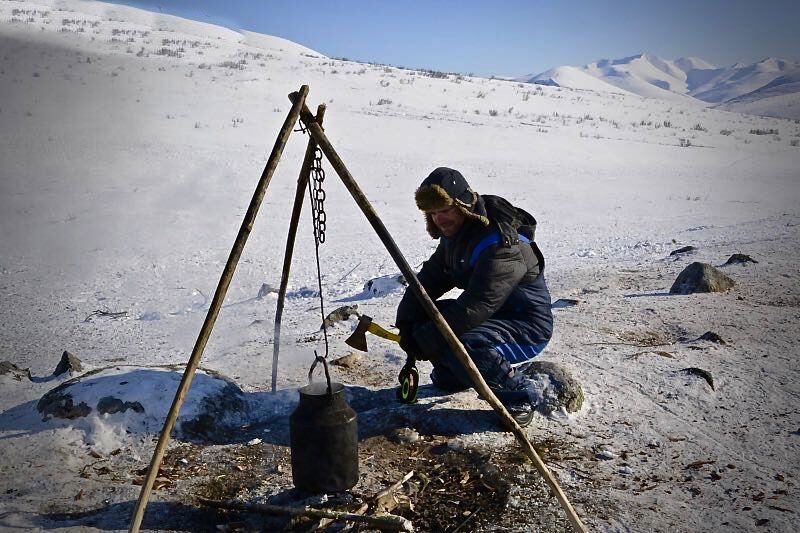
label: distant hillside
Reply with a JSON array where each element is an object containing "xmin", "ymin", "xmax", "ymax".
[{"xmin": 521, "ymin": 53, "xmax": 800, "ymax": 118}]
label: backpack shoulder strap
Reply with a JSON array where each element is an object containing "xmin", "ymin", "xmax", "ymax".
[{"xmin": 469, "ymin": 231, "xmax": 534, "ymax": 268}]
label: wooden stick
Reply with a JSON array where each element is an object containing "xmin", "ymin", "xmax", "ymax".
[
  {"xmin": 289, "ymin": 92, "xmax": 588, "ymax": 533},
  {"xmin": 198, "ymin": 498, "xmax": 413, "ymax": 532},
  {"xmin": 374, "ymin": 470, "xmax": 414, "ymax": 514},
  {"xmin": 451, "ymin": 505, "xmax": 481, "ymax": 533},
  {"xmin": 128, "ymin": 86, "xmax": 309, "ymax": 533},
  {"xmin": 339, "ymin": 503, "xmax": 370, "ymax": 532},
  {"xmin": 374, "ymin": 470, "xmax": 414, "ymax": 501},
  {"xmin": 271, "ymin": 103, "xmax": 326, "ymax": 392}
]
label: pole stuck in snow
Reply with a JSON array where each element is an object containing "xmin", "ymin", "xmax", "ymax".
[
  {"xmin": 288, "ymin": 88, "xmax": 588, "ymax": 533},
  {"xmin": 128, "ymin": 86, "xmax": 309, "ymax": 533}
]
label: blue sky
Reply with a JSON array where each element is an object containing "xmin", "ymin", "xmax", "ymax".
[{"xmin": 112, "ymin": 1, "xmax": 799, "ymax": 76}]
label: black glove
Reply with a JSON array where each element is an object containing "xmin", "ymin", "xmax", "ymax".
[
  {"xmin": 411, "ymin": 322, "xmax": 444, "ymax": 362},
  {"xmin": 397, "ymin": 322, "xmax": 423, "ymax": 359}
]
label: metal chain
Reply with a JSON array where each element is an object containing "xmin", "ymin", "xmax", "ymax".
[
  {"xmin": 307, "ymin": 144, "xmax": 331, "ymax": 371},
  {"xmin": 309, "ymin": 147, "xmax": 327, "ymax": 243}
]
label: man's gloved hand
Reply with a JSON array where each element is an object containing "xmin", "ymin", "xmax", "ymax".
[
  {"xmin": 397, "ymin": 322, "xmax": 423, "ymax": 359},
  {"xmin": 411, "ymin": 322, "xmax": 444, "ymax": 361}
]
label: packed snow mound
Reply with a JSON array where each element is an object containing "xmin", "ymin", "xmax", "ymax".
[
  {"xmin": 528, "ymin": 66, "xmax": 634, "ymax": 95},
  {"xmin": 36, "ymin": 365, "xmax": 249, "ymax": 448}
]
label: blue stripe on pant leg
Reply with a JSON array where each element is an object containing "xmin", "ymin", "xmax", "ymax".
[
  {"xmin": 435, "ymin": 322, "xmax": 550, "ymax": 407},
  {"xmin": 494, "ymin": 343, "xmax": 510, "ymax": 360},
  {"xmin": 493, "ymin": 340, "xmax": 549, "ymax": 367}
]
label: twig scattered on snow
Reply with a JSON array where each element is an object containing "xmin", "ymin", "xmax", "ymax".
[
  {"xmin": 451, "ymin": 505, "xmax": 482, "ymax": 532},
  {"xmin": 550, "ymin": 460, "xmax": 594, "ymax": 481},
  {"xmin": 197, "ymin": 498, "xmax": 413, "ymax": 531},
  {"xmin": 338, "ymin": 261, "xmax": 362, "ymax": 283},
  {"xmin": 373, "ymin": 470, "xmax": 414, "ymax": 514},
  {"xmin": 626, "ymin": 350, "xmax": 674, "ymax": 360},
  {"xmin": 194, "ymin": 288, "xmax": 209, "ymax": 307},
  {"xmin": 83, "ymin": 309, "xmax": 128, "ymax": 322},
  {"xmin": 585, "ymin": 341, "xmax": 673, "ymax": 348}
]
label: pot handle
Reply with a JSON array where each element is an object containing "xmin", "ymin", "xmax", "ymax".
[{"xmin": 307, "ymin": 351, "xmax": 333, "ymax": 398}]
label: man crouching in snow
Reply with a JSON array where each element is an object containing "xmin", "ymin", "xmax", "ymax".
[{"xmin": 395, "ymin": 167, "xmax": 553, "ymax": 427}]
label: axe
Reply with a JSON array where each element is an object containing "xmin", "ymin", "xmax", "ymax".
[
  {"xmin": 345, "ymin": 315, "xmax": 401, "ymax": 352},
  {"xmin": 345, "ymin": 315, "xmax": 418, "ymax": 404}
]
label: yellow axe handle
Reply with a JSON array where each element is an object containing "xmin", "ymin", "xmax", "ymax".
[{"xmin": 366, "ymin": 322, "xmax": 401, "ymax": 343}]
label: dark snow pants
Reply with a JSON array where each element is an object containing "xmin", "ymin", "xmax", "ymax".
[{"xmin": 415, "ymin": 293, "xmax": 551, "ymax": 406}]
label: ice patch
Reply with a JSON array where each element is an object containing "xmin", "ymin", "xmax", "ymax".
[
  {"xmin": 288, "ymin": 286, "xmax": 319, "ymax": 299},
  {"xmin": 574, "ymin": 248, "xmax": 597, "ymax": 258}
]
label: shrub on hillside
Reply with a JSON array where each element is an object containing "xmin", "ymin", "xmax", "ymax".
[{"xmin": 749, "ymin": 128, "xmax": 778, "ymax": 135}]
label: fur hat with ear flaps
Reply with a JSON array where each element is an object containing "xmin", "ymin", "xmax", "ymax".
[{"xmin": 415, "ymin": 167, "xmax": 490, "ymax": 238}]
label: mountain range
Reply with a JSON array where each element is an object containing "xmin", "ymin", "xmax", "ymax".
[{"xmin": 520, "ymin": 53, "xmax": 800, "ymax": 119}]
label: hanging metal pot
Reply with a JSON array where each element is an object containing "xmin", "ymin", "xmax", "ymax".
[{"xmin": 289, "ymin": 356, "xmax": 358, "ymax": 493}]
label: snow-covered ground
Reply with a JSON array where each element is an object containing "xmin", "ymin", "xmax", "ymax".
[{"xmin": 1, "ymin": 1, "xmax": 799, "ymax": 531}]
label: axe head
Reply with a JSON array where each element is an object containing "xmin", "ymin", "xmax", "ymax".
[{"xmin": 345, "ymin": 314, "xmax": 373, "ymax": 352}]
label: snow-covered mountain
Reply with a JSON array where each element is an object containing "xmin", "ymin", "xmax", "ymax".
[
  {"xmin": 521, "ymin": 53, "xmax": 800, "ymax": 118},
  {"xmin": 525, "ymin": 65, "xmax": 636, "ymax": 96},
  {"xmin": 689, "ymin": 57, "xmax": 800, "ymax": 103},
  {"xmin": 715, "ymin": 70, "xmax": 800, "ymax": 120}
]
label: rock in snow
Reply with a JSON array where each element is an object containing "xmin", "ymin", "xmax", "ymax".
[
  {"xmin": 388, "ymin": 427, "xmax": 420, "ymax": 444},
  {"xmin": 670, "ymin": 262, "xmax": 735, "ymax": 294},
  {"xmin": 519, "ymin": 361, "xmax": 584, "ymax": 414},
  {"xmin": 681, "ymin": 367, "xmax": 715, "ymax": 390},
  {"xmin": 53, "ymin": 350, "xmax": 82, "ymax": 376},
  {"xmin": 696, "ymin": 331, "xmax": 728, "ymax": 345},
  {"xmin": 552, "ymin": 298, "xmax": 580, "ymax": 309},
  {"xmin": 724, "ymin": 253, "xmax": 758, "ymax": 265},
  {"xmin": 96, "ymin": 396, "xmax": 145, "ymax": 415},
  {"xmin": 257, "ymin": 282, "xmax": 279, "ymax": 299},
  {"xmin": 322, "ymin": 304, "xmax": 360, "ymax": 329},
  {"xmin": 0, "ymin": 361, "xmax": 31, "ymax": 382},
  {"xmin": 670, "ymin": 245, "xmax": 697, "ymax": 256},
  {"xmin": 331, "ymin": 352, "xmax": 363, "ymax": 368}
]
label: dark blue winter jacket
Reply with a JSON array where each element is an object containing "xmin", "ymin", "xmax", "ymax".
[{"xmin": 396, "ymin": 195, "xmax": 553, "ymax": 348}]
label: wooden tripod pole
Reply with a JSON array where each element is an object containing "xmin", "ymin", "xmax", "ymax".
[
  {"xmin": 288, "ymin": 89, "xmax": 588, "ymax": 533},
  {"xmin": 128, "ymin": 85, "xmax": 309, "ymax": 533},
  {"xmin": 271, "ymin": 104, "xmax": 326, "ymax": 392}
]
